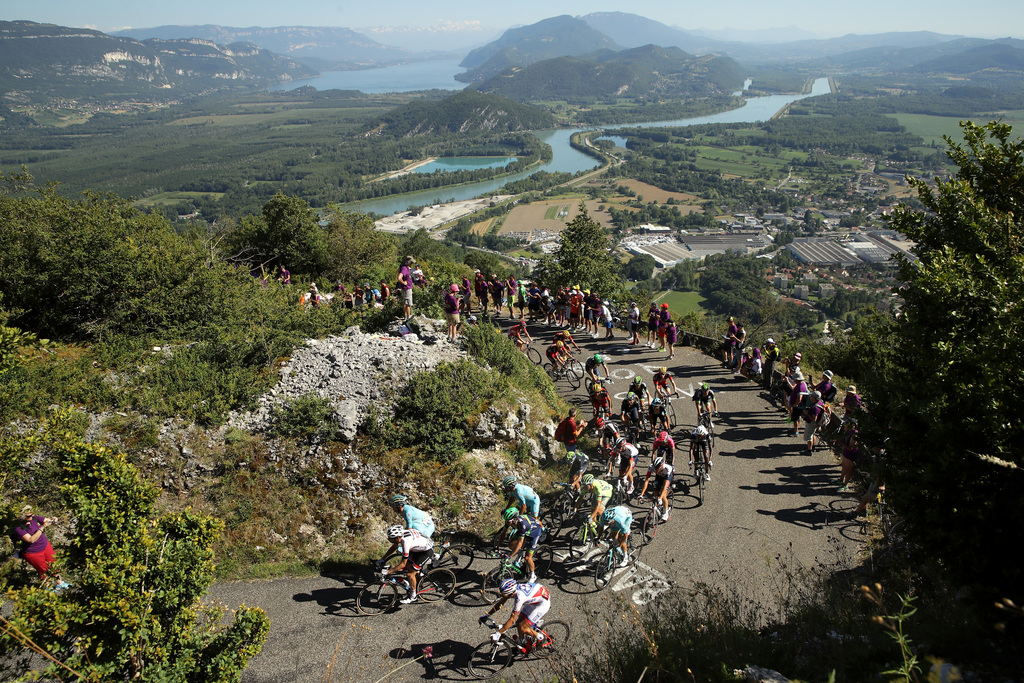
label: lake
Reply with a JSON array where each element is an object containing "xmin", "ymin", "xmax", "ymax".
[
  {"xmin": 269, "ymin": 59, "xmax": 467, "ymax": 93},
  {"xmin": 344, "ymin": 77, "xmax": 833, "ymax": 216}
]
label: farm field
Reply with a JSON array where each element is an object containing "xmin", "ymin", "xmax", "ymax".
[
  {"xmin": 500, "ymin": 197, "xmax": 621, "ymax": 236},
  {"xmin": 654, "ymin": 290, "xmax": 706, "ymax": 316},
  {"xmin": 890, "ymin": 111, "xmax": 1024, "ymax": 146},
  {"xmin": 616, "ymin": 179, "xmax": 700, "ymax": 204},
  {"xmin": 134, "ymin": 191, "xmax": 225, "ymax": 209}
]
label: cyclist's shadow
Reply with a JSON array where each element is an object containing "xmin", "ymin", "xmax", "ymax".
[{"xmin": 387, "ymin": 640, "xmax": 476, "ymax": 681}]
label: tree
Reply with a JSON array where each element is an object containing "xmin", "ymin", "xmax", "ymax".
[
  {"xmin": 537, "ymin": 202, "xmax": 619, "ymax": 293},
  {"xmin": 324, "ymin": 206, "xmax": 397, "ymax": 285},
  {"xmin": 0, "ymin": 410, "xmax": 270, "ymax": 681},
  {"xmin": 872, "ymin": 121, "xmax": 1024, "ymax": 595},
  {"xmin": 229, "ymin": 193, "xmax": 331, "ymax": 275},
  {"xmin": 622, "ymin": 253, "xmax": 657, "ymax": 281}
]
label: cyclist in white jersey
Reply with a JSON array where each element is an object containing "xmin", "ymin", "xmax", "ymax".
[{"xmin": 479, "ymin": 579, "xmax": 552, "ymax": 652}]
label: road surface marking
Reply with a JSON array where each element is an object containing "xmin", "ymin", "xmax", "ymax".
[{"xmin": 611, "ymin": 560, "xmax": 674, "ymax": 606}]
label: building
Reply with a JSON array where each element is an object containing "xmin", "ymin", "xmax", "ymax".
[
  {"xmin": 794, "ymin": 285, "xmax": 810, "ymax": 300},
  {"xmin": 774, "ymin": 274, "xmax": 789, "ymax": 289},
  {"xmin": 819, "ymin": 283, "xmax": 835, "ymax": 298}
]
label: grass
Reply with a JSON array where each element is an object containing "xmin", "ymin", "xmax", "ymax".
[
  {"xmin": 134, "ymin": 191, "xmax": 225, "ymax": 209},
  {"xmin": 654, "ymin": 290, "xmax": 706, "ymax": 316},
  {"xmin": 891, "ymin": 111, "xmax": 1024, "ymax": 147}
]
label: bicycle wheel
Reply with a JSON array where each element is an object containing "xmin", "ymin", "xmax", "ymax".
[
  {"xmin": 534, "ymin": 620, "xmax": 570, "ymax": 660},
  {"xmin": 593, "ymin": 549, "xmax": 616, "ymax": 590},
  {"xmin": 543, "ymin": 362, "xmax": 556, "ymax": 381},
  {"xmin": 627, "ymin": 528, "xmax": 644, "ymax": 563},
  {"xmin": 356, "ymin": 581, "xmax": 402, "ymax": 615},
  {"xmin": 437, "ymin": 543, "xmax": 474, "ymax": 574},
  {"xmin": 418, "ymin": 568, "xmax": 456, "ymax": 602},
  {"xmin": 568, "ymin": 524, "xmax": 597, "ymax": 561},
  {"xmin": 468, "ymin": 639, "xmax": 515, "ymax": 679},
  {"xmin": 667, "ymin": 401, "xmax": 677, "ymax": 429},
  {"xmin": 526, "ymin": 347, "xmax": 542, "ymax": 364},
  {"xmin": 480, "ymin": 565, "xmax": 515, "ymax": 603},
  {"xmin": 638, "ymin": 514, "xmax": 656, "ymax": 544},
  {"xmin": 565, "ymin": 361, "xmax": 582, "ymax": 390},
  {"xmin": 695, "ymin": 466, "xmax": 706, "ymax": 506},
  {"xmin": 532, "ymin": 546, "xmax": 553, "ymax": 578}
]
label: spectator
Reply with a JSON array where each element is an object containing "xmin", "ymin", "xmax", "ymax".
[
  {"xmin": 398, "ymin": 255, "xmax": 415, "ymax": 318},
  {"xmin": 490, "ymin": 274, "xmax": 506, "ymax": 318},
  {"xmin": 555, "ymin": 407, "xmax": 588, "ymax": 454},
  {"xmin": 646, "ymin": 303, "xmax": 659, "ymax": 348},
  {"xmin": 657, "ymin": 303, "xmax": 670, "ymax": 350},
  {"xmin": 14, "ymin": 505, "xmax": 70, "ymax": 589},
  {"xmin": 815, "ymin": 370, "xmax": 837, "ymax": 403},
  {"xmin": 762, "ymin": 338, "xmax": 781, "ymax": 387},
  {"xmin": 787, "ymin": 369, "xmax": 808, "ymax": 436},
  {"xmin": 802, "ymin": 390, "xmax": 825, "ymax": 453},
  {"xmin": 741, "ymin": 347, "xmax": 763, "ymax": 380},
  {"xmin": 628, "ymin": 301, "xmax": 641, "ymax": 345},
  {"xmin": 601, "ymin": 299, "xmax": 615, "ymax": 339},
  {"xmin": 474, "ymin": 270, "xmax": 488, "ymax": 315},
  {"xmin": 723, "ymin": 316, "xmax": 739, "ymax": 367},
  {"xmin": 461, "ymin": 275, "xmax": 473, "ymax": 314},
  {"xmin": 664, "ymin": 317, "xmax": 678, "ymax": 359},
  {"xmin": 443, "ymin": 284, "xmax": 460, "ymax": 341},
  {"xmin": 837, "ymin": 419, "xmax": 860, "ymax": 491},
  {"xmin": 379, "ymin": 280, "xmax": 391, "ymax": 303},
  {"xmin": 729, "ymin": 323, "xmax": 747, "ymax": 372},
  {"xmin": 278, "ymin": 266, "xmax": 291, "ymax": 285},
  {"xmin": 844, "ymin": 385, "xmax": 862, "ymax": 418}
]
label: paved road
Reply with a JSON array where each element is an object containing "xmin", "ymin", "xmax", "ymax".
[{"xmin": 209, "ymin": 319, "xmax": 863, "ymax": 683}]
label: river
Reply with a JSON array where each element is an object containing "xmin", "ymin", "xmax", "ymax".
[{"xmin": 344, "ymin": 77, "xmax": 832, "ymax": 216}]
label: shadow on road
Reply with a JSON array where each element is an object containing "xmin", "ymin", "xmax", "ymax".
[{"xmin": 387, "ymin": 640, "xmax": 476, "ymax": 681}]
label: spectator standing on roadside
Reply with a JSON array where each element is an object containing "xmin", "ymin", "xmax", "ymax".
[
  {"xmin": 628, "ymin": 301, "xmax": 641, "ymax": 345},
  {"xmin": 461, "ymin": 275, "xmax": 472, "ymax": 313},
  {"xmin": 443, "ymin": 284, "xmax": 461, "ymax": 341},
  {"xmin": 600, "ymin": 300, "xmax": 615, "ymax": 339},
  {"xmin": 843, "ymin": 385, "xmax": 862, "ymax": 418},
  {"xmin": 657, "ymin": 303, "xmax": 670, "ymax": 350},
  {"xmin": 723, "ymin": 316, "xmax": 739, "ymax": 368},
  {"xmin": 837, "ymin": 419, "xmax": 860, "ymax": 491},
  {"xmin": 729, "ymin": 323, "xmax": 747, "ymax": 372},
  {"xmin": 491, "ymin": 274, "xmax": 506, "ymax": 318},
  {"xmin": 802, "ymin": 390, "xmax": 825, "ymax": 453},
  {"xmin": 646, "ymin": 303, "xmax": 659, "ymax": 348},
  {"xmin": 398, "ymin": 255, "xmax": 415, "ymax": 319},
  {"xmin": 787, "ymin": 369, "xmax": 808, "ymax": 436},
  {"xmin": 762, "ymin": 338, "xmax": 781, "ymax": 386},
  {"xmin": 14, "ymin": 505, "xmax": 70, "ymax": 589},
  {"xmin": 527, "ymin": 281, "xmax": 542, "ymax": 321},
  {"xmin": 665, "ymin": 317, "xmax": 678, "ymax": 359},
  {"xmin": 586, "ymin": 290, "xmax": 602, "ymax": 335},
  {"xmin": 474, "ymin": 270, "xmax": 488, "ymax": 315}
]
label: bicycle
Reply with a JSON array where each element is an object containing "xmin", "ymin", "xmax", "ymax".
[
  {"xmin": 543, "ymin": 360, "xmax": 582, "ymax": 389},
  {"xmin": 607, "ymin": 473, "xmax": 636, "ymax": 508},
  {"xmin": 638, "ymin": 491, "xmax": 671, "ymax": 543},
  {"xmin": 584, "ymin": 376, "xmax": 613, "ymax": 396},
  {"xmin": 698, "ymin": 410, "xmax": 718, "ymax": 452},
  {"xmin": 593, "ymin": 530, "xmax": 644, "ymax": 590},
  {"xmin": 567, "ymin": 515, "xmax": 602, "ymax": 561},
  {"xmin": 521, "ymin": 341, "xmax": 542, "ymax": 365},
  {"xmin": 356, "ymin": 563, "xmax": 456, "ymax": 615},
  {"xmin": 691, "ymin": 444, "xmax": 710, "ymax": 506},
  {"xmin": 546, "ymin": 482, "xmax": 580, "ymax": 532},
  {"xmin": 478, "ymin": 547, "xmax": 553, "ymax": 603},
  {"xmin": 379, "ymin": 531, "xmax": 474, "ymax": 576},
  {"xmin": 468, "ymin": 616, "xmax": 570, "ymax": 679}
]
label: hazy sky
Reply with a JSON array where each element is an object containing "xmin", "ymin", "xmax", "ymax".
[{"xmin": 7, "ymin": 0, "xmax": 1022, "ymax": 40}]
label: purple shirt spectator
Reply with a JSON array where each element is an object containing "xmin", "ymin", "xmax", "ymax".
[
  {"xmin": 398, "ymin": 265, "xmax": 413, "ymax": 290},
  {"xmin": 15, "ymin": 516, "xmax": 49, "ymax": 554},
  {"xmin": 443, "ymin": 292, "xmax": 459, "ymax": 314}
]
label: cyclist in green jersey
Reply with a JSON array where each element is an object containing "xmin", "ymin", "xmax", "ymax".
[{"xmin": 579, "ymin": 474, "xmax": 613, "ymax": 526}]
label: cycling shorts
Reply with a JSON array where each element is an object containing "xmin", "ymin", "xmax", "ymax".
[
  {"xmin": 569, "ymin": 454, "xmax": 590, "ymax": 477},
  {"xmin": 654, "ymin": 473, "xmax": 673, "ymax": 491},
  {"xmin": 519, "ymin": 598, "xmax": 551, "ymax": 627},
  {"xmin": 516, "ymin": 492, "xmax": 541, "ymax": 517},
  {"xmin": 407, "ymin": 549, "xmax": 433, "ymax": 570}
]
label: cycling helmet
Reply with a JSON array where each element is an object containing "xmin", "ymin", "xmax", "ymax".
[
  {"xmin": 614, "ymin": 436, "xmax": 626, "ymax": 448},
  {"xmin": 658, "ymin": 431, "xmax": 669, "ymax": 441},
  {"xmin": 502, "ymin": 507, "xmax": 519, "ymax": 521},
  {"xmin": 652, "ymin": 456, "xmax": 665, "ymax": 468},
  {"xmin": 692, "ymin": 425, "xmax": 709, "ymax": 438},
  {"xmin": 793, "ymin": 352, "xmax": 802, "ymax": 362},
  {"xmin": 502, "ymin": 475, "xmax": 517, "ymax": 489},
  {"xmin": 658, "ymin": 366, "xmax": 667, "ymax": 373},
  {"xmin": 651, "ymin": 397, "xmax": 662, "ymax": 406},
  {"xmin": 701, "ymin": 382, "xmax": 710, "ymax": 390},
  {"xmin": 592, "ymin": 382, "xmax": 603, "ymax": 392},
  {"xmin": 632, "ymin": 376, "xmax": 642, "ymax": 385},
  {"xmin": 626, "ymin": 391, "xmax": 637, "ymax": 401},
  {"xmin": 556, "ymin": 340, "xmax": 565, "ymax": 348},
  {"xmin": 601, "ymin": 509, "xmax": 615, "ymax": 525},
  {"xmin": 581, "ymin": 474, "xmax": 595, "ymax": 486},
  {"xmin": 468, "ymin": 315, "xmax": 478, "ymax": 323},
  {"xmin": 386, "ymin": 525, "xmax": 404, "ymax": 540},
  {"xmin": 499, "ymin": 578, "xmax": 517, "ymax": 595},
  {"xmin": 595, "ymin": 417, "xmax": 605, "ymax": 429},
  {"xmin": 389, "ymin": 494, "xmax": 407, "ymax": 506},
  {"xmin": 594, "ymin": 354, "xmax": 603, "ymax": 363},
  {"xmin": 766, "ymin": 337, "xmax": 775, "ymax": 345}
]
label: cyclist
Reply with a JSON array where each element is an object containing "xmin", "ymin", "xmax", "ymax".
[
  {"xmin": 479, "ymin": 579, "xmax": 552, "ymax": 653},
  {"xmin": 568, "ymin": 449, "xmax": 591, "ymax": 492},
  {"xmin": 638, "ymin": 456, "xmax": 674, "ymax": 522},
  {"xmin": 652, "ymin": 430, "xmax": 677, "ymax": 466},
  {"xmin": 648, "ymin": 397, "xmax": 670, "ymax": 433},
  {"xmin": 502, "ymin": 475, "xmax": 541, "ymax": 517},
  {"xmin": 545, "ymin": 340, "xmax": 568, "ymax": 373},
  {"xmin": 388, "ymin": 494, "xmax": 435, "ymax": 539},
  {"xmin": 553, "ymin": 328, "xmax": 582, "ymax": 354},
  {"xmin": 579, "ymin": 474, "xmax": 614, "ymax": 527},
  {"xmin": 589, "ymin": 381, "xmax": 612, "ymax": 420},
  {"xmin": 607, "ymin": 437, "xmax": 639, "ymax": 494},
  {"xmin": 378, "ymin": 525, "xmax": 433, "ymax": 604},
  {"xmin": 599, "ymin": 505, "xmax": 633, "ymax": 567},
  {"xmin": 652, "ymin": 367, "xmax": 679, "ymax": 401},
  {"xmin": 584, "ymin": 353, "xmax": 610, "ymax": 385},
  {"xmin": 630, "ymin": 376, "xmax": 651, "ymax": 410},
  {"xmin": 620, "ymin": 392, "xmax": 642, "ymax": 435},
  {"xmin": 693, "ymin": 382, "xmax": 719, "ymax": 423},
  {"xmin": 501, "ymin": 507, "xmax": 545, "ymax": 583},
  {"xmin": 595, "ymin": 417, "xmax": 620, "ymax": 462},
  {"xmin": 688, "ymin": 424, "xmax": 713, "ymax": 481},
  {"xmin": 508, "ymin": 318, "xmax": 533, "ymax": 352}
]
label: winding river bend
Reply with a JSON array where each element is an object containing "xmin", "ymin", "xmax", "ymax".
[{"xmin": 346, "ymin": 77, "xmax": 832, "ymax": 217}]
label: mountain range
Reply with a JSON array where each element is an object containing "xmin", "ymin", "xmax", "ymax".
[{"xmin": 0, "ymin": 20, "xmax": 314, "ymax": 104}]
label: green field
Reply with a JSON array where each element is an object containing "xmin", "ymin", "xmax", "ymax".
[
  {"xmin": 654, "ymin": 290, "xmax": 706, "ymax": 315},
  {"xmin": 134, "ymin": 191, "xmax": 225, "ymax": 209},
  {"xmin": 891, "ymin": 112, "xmax": 1024, "ymax": 147}
]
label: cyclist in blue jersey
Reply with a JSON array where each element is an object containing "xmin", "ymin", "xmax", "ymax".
[
  {"xmin": 385, "ymin": 494, "xmax": 436, "ymax": 562},
  {"xmin": 502, "ymin": 476, "xmax": 541, "ymax": 516},
  {"xmin": 599, "ymin": 505, "xmax": 633, "ymax": 567}
]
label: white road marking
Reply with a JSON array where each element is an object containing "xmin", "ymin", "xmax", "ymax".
[
  {"xmin": 609, "ymin": 368, "xmax": 636, "ymax": 381},
  {"xmin": 611, "ymin": 560, "xmax": 674, "ymax": 606}
]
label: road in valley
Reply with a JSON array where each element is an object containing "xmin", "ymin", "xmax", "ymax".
[{"xmin": 208, "ymin": 317, "xmax": 864, "ymax": 683}]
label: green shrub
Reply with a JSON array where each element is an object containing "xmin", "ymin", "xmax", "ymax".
[{"xmin": 270, "ymin": 394, "xmax": 335, "ymax": 439}]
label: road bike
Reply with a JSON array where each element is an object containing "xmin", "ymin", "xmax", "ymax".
[
  {"xmin": 698, "ymin": 410, "xmax": 717, "ymax": 452},
  {"xmin": 356, "ymin": 564, "xmax": 456, "ymax": 615},
  {"xmin": 521, "ymin": 341, "xmax": 541, "ymax": 365},
  {"xmin": 607, "ymin": 472, "xmax": 637, "ymax": 508},
  {"xmin": 691, "ymin": 445, "xmax": 710, "ymax": 505},
  {"xmin": 379, "ymin": 531, "xmax": 474, "ymax": 576},
  {"xmin": 478, "ymin": 546, "xmax": 554, "ymax": 603},
  {"xmin": 593, "ymin": 531, "xmax": 644, "ymax": 590},
  {"xmin": 638, "ymin": 488, "xmax": 672, "ymax": 543},
  {"xmin": 546, "ymin": 482, "xmax": 581, "ymax": 532},
  {"xmin": 584, "ymin": 376, "xmax": 613, "ymax": 396},
  {"xmin": 567, "ymin": 516, "xmax": 603, "ymax": 561},
  {"xmin": 468, "ymin": 616, "xmax": 570, "ymax": 679},
  {"xmin": 543, "ymin": 359, "xmax": 582, "ymax": 389}
]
